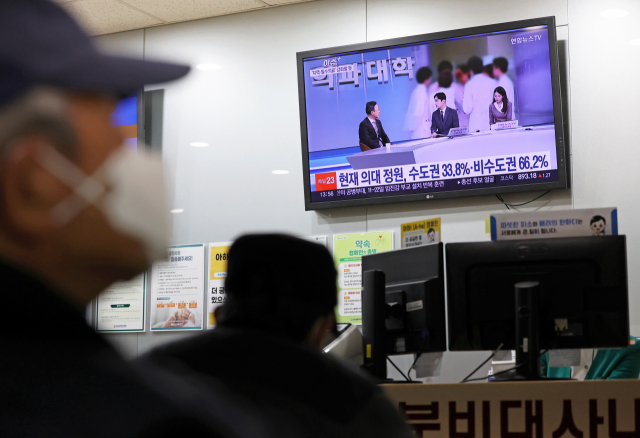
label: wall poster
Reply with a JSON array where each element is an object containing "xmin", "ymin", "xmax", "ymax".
[
  {"xmin": 150, "ymin": 244, "xmax": 205, "ymax": 331},
  {"xmin": 333, "ymin": 232, "xmax": 393, "ymax": 324},
  {"xmin": 207, "ymin": 242, "xmax": 232, "ymax": 329},
  {"xmin": 401, "ymin": 217, "xmax": 441, "ymax": 248},
  {"xmin": 96, "ymin": 273, "xmax": 145, "ymax": 332}
]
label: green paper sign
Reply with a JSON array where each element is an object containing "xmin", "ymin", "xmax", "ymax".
[{"xmin": 333, "ymin": 231, "xmax": 393, "ymax": 324}]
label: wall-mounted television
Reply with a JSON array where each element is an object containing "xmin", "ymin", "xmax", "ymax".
[
  {"xmin": 297, "ymin": 16, "xmax": 567, "ymax": 210},
  {"xmin": 111, "ymin": 91, "xmax": 143, "ymax": 151}
]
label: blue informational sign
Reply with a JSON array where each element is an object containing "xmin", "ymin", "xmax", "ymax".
[{"xmin": 490, "ymin": 208, "xmax": 618, "ymax": 241}]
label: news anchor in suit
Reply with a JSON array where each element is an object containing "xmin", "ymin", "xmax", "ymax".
[
  {"xmin": 430, "ymin": 92, "xmax": 459, "ymax": 137},
  {"xmin": 359, "ymin": 101, "xmax": 391, "ymax": 149},
  {"xmin": 488, "ymin": 86, "xmax": 513, "ymax": 125}
]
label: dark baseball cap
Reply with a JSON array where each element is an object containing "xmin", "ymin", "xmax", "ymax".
[{"xmin": 0, "ymin": 0, "xmax": 190, "ymax": 106}]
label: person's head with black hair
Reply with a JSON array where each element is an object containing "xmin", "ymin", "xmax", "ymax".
[
  {"xmin": 493, "ymin": 86, "xmax": 508, "ymax": 113},
  {"xmin": 416, "ymin": 67, "xmax": 432, "ymax": 85},
  {"xmin": 467, "ymin": 56, "xmax": 483, "ymax": 75},
  {"xmin": 427, "ymin": 228, "xmax": 436, "ymax": 243},
  {"xmin": 455, "ymin": 64, "xmax": 470, "ymax": 85},
  {"xmin": 365, "ymin": 101, "xmax": 380, "ymax": 119},
  {"xmin": 434, "ymin": 92, "xmax": 447, "ymax": 110},
  {"xmin": 217, "ymin": 234, "xmax": 338, "ymax": 346},
  {"xmin": 437, "ymin": 60, "xmax": 453, "ymax": 73},
  {"xmin": 438, "ymin": 71, "xmax": 453, "ymax": 88},
  {"xmin": 590, "ymin": 215, "xmax": 607, "ymax": 235},
  {"xmin": 483, "ymin": 64, "xmax": 494, "ymax": 78},
  {"xmin": 493, "ymin": 57, "xmax": 509, "ymax": 78}
]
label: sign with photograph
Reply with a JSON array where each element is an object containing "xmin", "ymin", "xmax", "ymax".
[
  {"xmin": 401, "ymin": 217, "xmax": 441, "ymax": 248},
  {"xmin": 150, "ymin": 244, "xmax": 205, "ymax": 331},
  {"xmin": 490, "ymin": 208, "xmax": 618, "ymax": 240}
]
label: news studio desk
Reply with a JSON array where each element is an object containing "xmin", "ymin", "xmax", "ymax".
[
  {"xmin": 381, "ymin": 379, "xmax": 640, "ymax": 437},
  {"xmin": 347, "ymin": 125, "xmax": 557, "ymax": 171}
]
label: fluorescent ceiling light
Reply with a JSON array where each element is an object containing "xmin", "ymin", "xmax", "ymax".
[
  {"xmin": 190, "ymin": 142, "xmax": 209, "ymax": 147},
  {"xmin": 631, "ymin": 38, "xmax": 640, "ymax": 45},
  {"xmin": 170, "ymin": 208, "xmax": 184, "ymax": 214},
  {"xmin": 196, "ymin": 63, "xmax": 221, "ymax": 71},
  {"xmin": 600, "ymin": 9, "xmax": 628, "ymax": 18},
  {"xmin": 272, "ymin": 170, "xmax": 290, "ymax": 175}
]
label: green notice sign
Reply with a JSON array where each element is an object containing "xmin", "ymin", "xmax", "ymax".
[{"xmin": 333, "ymin": 232, "xmax": 393, "ymax": 324}]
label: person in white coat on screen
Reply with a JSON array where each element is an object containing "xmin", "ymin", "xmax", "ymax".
[
  {"xmin": 493, "ymin": 57, "xmax": 515, "ymax": 117},
  {"xmin": 403, "ymin": 67, "xmax": 432, "ymax": 139},
  {"xmin": 427, "ymin": 61, "xmax": 453, "ymax": 105},
  {"xmin": 454, "ymin": 64, "xmax": 471, "ymax": 127},
  {"xmin": 463, "ymin": 56, "xmax": 497, "ymax": 133}
]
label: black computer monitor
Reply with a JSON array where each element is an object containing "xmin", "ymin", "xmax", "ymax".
[
  {"xmin": 446, "ymin": 236, "xmax": 629, "ymax": 380},
  {"xmin": 361, "ymin": 243, "xmax": 446, "ymax": 380}
]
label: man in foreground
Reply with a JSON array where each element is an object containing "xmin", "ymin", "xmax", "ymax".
[
  {"xmin": 143, "ymin": 234, "xmax": 414, "ymax": 438},
  {"xmin": 0, "ymin": 1, "xmax": 262, "ymax": 436}
]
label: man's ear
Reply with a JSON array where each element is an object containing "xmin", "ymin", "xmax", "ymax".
[
  {"xmin": 1, "ymin": 139, "xmax": 68, "ymax": 241},
  {"xmin": 307, "ymin": 313, "xmax": 336, "ymax": 349}
]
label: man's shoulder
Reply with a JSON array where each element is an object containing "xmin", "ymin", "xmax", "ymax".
[
  {"xmin": 3, "ymin": 330, "xmax": 221, "ymax": 437},
  {"xmin": 500, "ymin": 75, "xmax": 514, "ymax": 85},
  {"xmin": 144, "ymin": 327, "xmax": 382, "ymax": 419},
  {"xmin": 482, "ymin": 75, "xmax": 497, "ymax": 85},
  {"xmin": 413, "ymin": 84, "xmax": 427, "ymax": 95}
]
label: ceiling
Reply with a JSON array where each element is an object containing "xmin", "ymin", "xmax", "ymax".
[{"xmin": 55, "ymin": 0, "xmax": 315, "ymax": 35}]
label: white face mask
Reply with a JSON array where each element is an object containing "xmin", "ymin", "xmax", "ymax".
[{"xmin": 36, "ymin": 145, "xmax": 169, "ymax": 263}]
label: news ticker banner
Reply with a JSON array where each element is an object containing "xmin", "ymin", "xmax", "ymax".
[
  {"xmin": 207, "ymin": 242, "xmax": 232, "ymax": 329},
  {"xmin": 382, "ymin": 380, "xmax": 640, "ymax": 437},
  {"xmin": 95, "ymin": 273, "xmax": 145, "ymax": 333},
  {"xmin": 490, "ymin": 207, "xmax": 618, "ymax": 241},
  {"xmin": 316, "ymin": 151, "xmax": 553, "ymax": 190},
  {"xmin": 150, "ymin": 244, "xmax": 205, "ymax": 332},
  {"xmin": 401, "ymin": 217, "xmax": 441, "ymax": 249},
  {"xmin": 312, "ymin": 152, "xmax": 556, "ymax": 202},
  {"xmin": 333, "ymin": 232, "xmax": 393, "ymax": 324}
]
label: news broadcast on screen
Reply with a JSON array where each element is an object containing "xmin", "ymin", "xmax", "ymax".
[{"xmin": 298, "ymin": 18, "xmax": 567, "ymax": 210}]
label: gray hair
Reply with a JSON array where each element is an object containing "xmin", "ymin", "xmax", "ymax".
[{"xmin": 0, "ymin": 87, "xmax": 76, "ymax": 160}]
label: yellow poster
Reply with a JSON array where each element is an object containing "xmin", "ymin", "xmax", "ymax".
[
  {"xmin": 207, "ymin": 242, "xmax": 232, "ymax": 329},
  {"xmin": 401, "ymin": 217, "xmax": 441, "ymax": 248}
]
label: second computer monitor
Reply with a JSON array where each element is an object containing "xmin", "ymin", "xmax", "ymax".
[
  {"xmin": 362, "ymin": 243, "xmax": 446, "ymax": 358},
  {"xmin": 446, "ymin": 236, "xmax": 629, "ymax": 352}
]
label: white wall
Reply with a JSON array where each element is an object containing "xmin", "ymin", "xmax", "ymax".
[{"xmin": 96, "ymin": 0, "xmax": 640, "ymax": 382}]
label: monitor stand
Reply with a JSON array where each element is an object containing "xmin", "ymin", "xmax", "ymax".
[
  {"xmin": 512, "ymin": 281, "xmax": 544, "ymax": 380},
  {"xmin": 493, "ymin": 281, "xmax": 573, "ymax": 382}
]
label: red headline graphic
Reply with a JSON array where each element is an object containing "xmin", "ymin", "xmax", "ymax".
[{"xmin": 315, "ymin": 172, "xmax": 337, "ymax": 191}]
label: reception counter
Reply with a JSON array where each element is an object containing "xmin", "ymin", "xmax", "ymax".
[{"xmin": 382, "ymin": 379, "xmax": 640, "ymax": 437}]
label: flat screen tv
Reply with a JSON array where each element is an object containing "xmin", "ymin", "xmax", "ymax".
[
  {"xmin": 297, "ymin": 16, "xmax": 567, "ymax": 210},
  {"xmin": 112, "ymin": 92, "xmax": 142, "ymax": 151}
]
